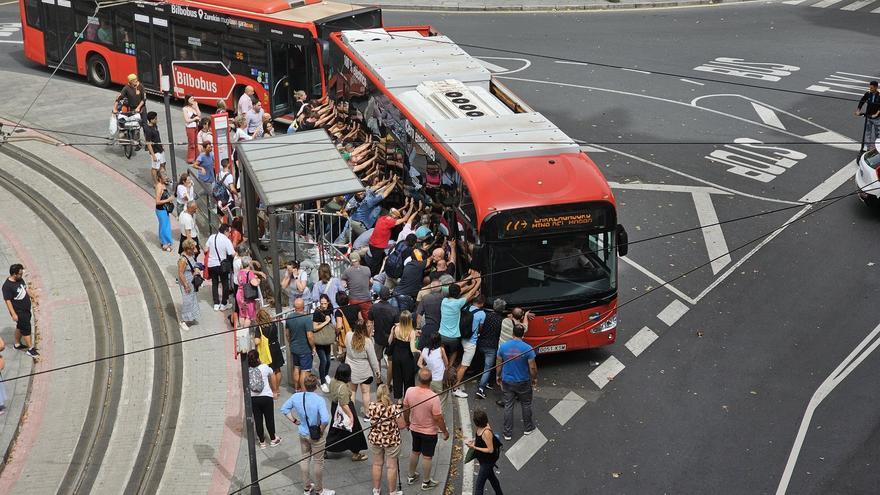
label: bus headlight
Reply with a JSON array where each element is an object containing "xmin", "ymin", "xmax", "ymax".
[{"xmin": 590, "ymin": 314, "xmax": 617, "ymax": 333}]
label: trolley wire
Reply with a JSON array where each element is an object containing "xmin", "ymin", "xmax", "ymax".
[
  {"xmin": 228, "ymin": 171, "xmax": 871, "ymax": 494},
  {"xmin": 0, "ymin": 178, "xmax": 873, "ymax": 387}
]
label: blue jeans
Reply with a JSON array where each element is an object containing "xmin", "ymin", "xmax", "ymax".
[
  {"xmin": 315, "ymin": 345, "xmax": 331, "ymax": 384},
  {"xmin": 478, "ymin": 347, "xmax": 497, "ymax": 391},
  {"xmin": 474, "ymin": 458, "xmax": 503, "ymax": 495},
  {"xmin": 392, "ymin": 294, "xmax": 414, "ymax": 313},
  {"xmin": 155, "ymin": 208, "xmax": 173, "ymax": 246}
]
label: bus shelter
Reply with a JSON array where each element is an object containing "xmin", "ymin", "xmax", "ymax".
[{"xmin": 236, "ymin": 129, "xmax": 364, "ymax": 313}]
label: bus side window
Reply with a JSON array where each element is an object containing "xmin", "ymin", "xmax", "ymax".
[
  {"xmin": 114, "ymin": 13, "xmax": 132, "ymax": 49},
  {"xmin": 24, "ymin": 0, "xmax": 40, "ymax": 28}
]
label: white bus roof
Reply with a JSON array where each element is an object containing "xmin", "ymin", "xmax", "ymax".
[{"xmin": 338, "ymin": 29, "xmax": 580, "ymax": 163}]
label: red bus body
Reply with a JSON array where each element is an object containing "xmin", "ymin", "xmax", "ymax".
[
  {"xmin": 328, "ymin": 28, "xmax": 621, "ymax": 354},
  {"xmin": 18, "ymin": 0, "xmax": 381, "ymax": 114}
]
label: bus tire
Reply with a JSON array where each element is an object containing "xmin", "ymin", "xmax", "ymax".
[{"xmin": 86, "ymin": 54, "xmax": 111, "ymax": 88}]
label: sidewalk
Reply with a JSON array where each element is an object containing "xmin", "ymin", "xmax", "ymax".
[
  {"xmin": 375, "ymin": 0, "xmax": 753, "ymax": 11},
  {"xmin": 230, "ymin": 371, "xmax": 455, "ymax": 495}
]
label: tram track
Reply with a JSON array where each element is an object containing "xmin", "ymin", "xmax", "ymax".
[{"xmin": 0, "ymin": 143, "xmax": 183, "ymax": 494}]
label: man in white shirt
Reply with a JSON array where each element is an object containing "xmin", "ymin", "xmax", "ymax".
[
  {"xmin": 177, "ymin": 201, "xmax": 200, "ymax": 258},
  {"xmin": 237, "ymin": 85, "xmax": 255, "ymax": 116},
  {"xmin": 206, "ymin": 224, "xmax": 236, "ymax": 311}
]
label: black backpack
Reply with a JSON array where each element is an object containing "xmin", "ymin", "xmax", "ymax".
[
  {"xmin": 212, "ymin": 171, "xmax": 231, "ymax": 204},
  {"xmin": 489, "ymin": 432, "xmax": 504, "ymax": 463},
  {"xmin": 459, "ymin": 306, "xmax": 481, "ymax": 340},
  {"xmin": 383, "ymin": 242, "xmax": 408, "ymax": 279}
]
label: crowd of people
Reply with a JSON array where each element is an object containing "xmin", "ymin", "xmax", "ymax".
[{"xmin": 137, "ymin": 81, "xmax": 536, "ymax": 494}]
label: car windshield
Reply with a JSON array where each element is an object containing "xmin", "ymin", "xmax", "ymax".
[
  {"xmin": 865, "ymin": 149, "xmax": 880, "ymax": 167},
  {"xmin": 485, "ymin": 230, "xmax": 616, "ymax": 306}
]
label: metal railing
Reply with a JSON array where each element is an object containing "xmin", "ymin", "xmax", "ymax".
[{"xmin": 272, "ymin": 208, "xmax": 351, "ymax": 276}]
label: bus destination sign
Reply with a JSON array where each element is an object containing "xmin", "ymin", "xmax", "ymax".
[{"xmin": 490, "ymin": 203, "xmax": 611, "ymax": 239}]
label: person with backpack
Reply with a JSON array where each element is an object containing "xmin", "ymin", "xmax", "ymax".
[
  {"xmin": 452, "ymin": 294, "xmax": 486, "ymax": 398},
  {"xmin": 438, "ymin": 281, "xmax": 481, "ymax": 368},
  {"xmin": 213, "ymin": 158, "xmax": 237, "ymax": 222},
  {"xmin": 467, "ymin": 408, "xmax": 504, "ymax": 495},
  {"xmin": 383, "ymin": 233, "xmax": 416, "ymax": 287},
  {"xmin": 368, "ymin": 198, "xmax": 417, "ymax": 276},
  {"xmin": 247, "ymin": 350, "xmax": 281, "ymax": 449},
  {"xmin": 206, "ymin": 224, "xmax": 236, "ymax": 311},
  {"xmin": 235, "ymin": 257, "xmax": 264, "ymax": 327}
]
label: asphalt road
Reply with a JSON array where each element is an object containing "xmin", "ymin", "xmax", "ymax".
[
  {"xmin": 1, "ymin": 1, "xmax": 878, "ymax": 493},
  {"xmin": 386, "ymin": 4, "xmax": 879, "ymax": 494}
]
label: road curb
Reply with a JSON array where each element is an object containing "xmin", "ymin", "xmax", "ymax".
[{"xmin": 377, "ymin": 0, "xmax": 756, "ymax": 12}]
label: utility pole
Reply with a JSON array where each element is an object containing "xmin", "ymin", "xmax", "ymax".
[
  {"xmin": 236, "ymin": 327, "xmax": 261, "ymax": 495},
  {"xmin": 160, "ymin": 73, "xmax": 178, "ymax": 182}
]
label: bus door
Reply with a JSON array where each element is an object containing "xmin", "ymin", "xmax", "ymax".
[
  {"xmin": 269, "ymin": 41, "xmax": 309, "ymax": 118},
  {"xmin": 41, "ymin": 0, "xmax": 77, "ymax": 71},
  {"xmin": 132, "ymin": 13, "xmax": 171, "ymax": 90}
]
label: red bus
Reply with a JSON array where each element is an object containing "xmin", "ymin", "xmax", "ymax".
[
  {"xmin": 326, "ymin": 28, "xmax": 628, "ymax": 354},
  {"xmin": 18, "ymin": 0, "xmax": 381, "ymax": 118}
]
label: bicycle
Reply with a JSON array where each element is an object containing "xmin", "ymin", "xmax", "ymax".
[{"xmin": 116, "ymin": 112, "xmax": 143, "ymax": 159}]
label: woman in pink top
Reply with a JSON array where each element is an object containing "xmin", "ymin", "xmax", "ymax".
[{"xmin": 236, "ymin": 257, "xmax": 263, "ymax": 324}]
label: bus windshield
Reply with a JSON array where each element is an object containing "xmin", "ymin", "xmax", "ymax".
[{"xmin": 485, "ymin": 230, "xmax": 617, "ymax": 307}]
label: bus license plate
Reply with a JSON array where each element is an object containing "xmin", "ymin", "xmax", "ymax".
[{"xmin": 538, "ymin": 344, "xmax": 566, "ymax": 354}]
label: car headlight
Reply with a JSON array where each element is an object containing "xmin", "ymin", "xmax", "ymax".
[{"xmin": 590, "ymin": 314, "xmax": 618, "ymax": 333}]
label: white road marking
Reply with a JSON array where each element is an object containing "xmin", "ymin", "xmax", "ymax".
[
  {"xmin": 776, "ymin": 321, "xmax": 880, "ymax": 495},
  {"xmin": 871, "ymin": 4, "xmax": 880, "ymax": 11},
  {"xmin": 579, "ymin": 145, "xmax": 606, "ymax": 153},
  {"xmin": 476, "ymin": 58, "xmax": 508, "ymax": 73},
  {"xmin": 621, "ymin": 68, "xmax": 652, "ymax": 74},
  {"xmin": 750, "ymin": 102, "xmax": 787, "ymax": 130},
  {"xmin": 476, "ymin": 56, "xmax": 532, "ymax": 75},
  {"xmin": 608, "ymin": 181, "xmax": 730, "ymax": 195},
  {"xmin": 625, "ymin": 327, "xmax": 659, "ymax": 357},
  {"xmin": 0, "ymin": 2, "xmax": 19, "ymax": 6},
  {"xmin": 589, "ymin": 355, "xmax": 625, "ymax": 389},
  {"xmin": 799, "ymin": 160, "xmax": 857, "ymax": 203},
  {"xmin": 457, "ymin": 396, "xmax": 474, "ymax": 495},
  {"xmin": 594, "ymin": 144, "xmax": 802, "ymax": 206},
  {"xmin": 692, "ymin": 192, "xmax": 732, "ymax": 274},
  {"xmin": 802, "ymin": 130, "xmax": 860, "ymax": 151},
  {"xmin": 548, "ymin": 391, "xmax": 587, "ymax": 426},
  {"xmin": 811, "ymin": 0, "xmax": 845, "ymax": 7},
  {"xmin": 620, "ymin": 255, "xmax": 698, "ymax": 305},
  {"xmin": 554, "ymin": 60, "xmax": 590, "ymax": 66},
  {"xmin": 691, "ymin": 94, "xmax": 859, "ymax": 152},
  {"xmin": 505, "ymin": 428, "xmax": 548, "ymax": 471},
  {"xmin": 680, "ymin": 78, "xmax": 705, "ymax": 86},
  {"xmin": 782, "ymin": 0, "xmax": 807, "ymax": 3},
  {"xmin": 841, "ymin": 0, "xmax": 875, "ymax": 10},
  {"xmin": 657, "ymin": 299, "xmax": 690, "ymax": 327},
  {"xmin": 694, "ymin": 160, "xmax": 854, "ymax": 302},
  {"xmin": 500, "ymin": 75, "xmax": 850, "ymax": 184},
  {"xmin": 0, "ymin": 40, "xmax": 22, "ymax": 44}
]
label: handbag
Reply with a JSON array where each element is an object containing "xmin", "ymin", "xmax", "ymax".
[
  {"xmin": 312, "ymin": 313, "xmax": 337, "ymax": 346},
  {"xmin": 184, "ymin": 256, "xmax": 203, "ymax": 292},
  {"xmin": 336, "ymin": 310, "xmax": 351, "ymax": 349},
  {"xmin": 160, "ymin": 189, "xmax": 174, "ymax": 213},
  {"xmin": 332, "ymin": 383, "xmax": 353, "ymax": 431},
  {"xmin": 243, "ymin": 272, "xmax": 259, "ymax": 301},
  {"xmin": 257, "ymin": 326, "xmax": 272, "ymax": 365},
  {"xmin": 213, "ymin": 235, "xmax": 232, "ymax": 274},
  {"xmin": 303, "ymin": 393, "xmax": 322, "ymax": 441}
]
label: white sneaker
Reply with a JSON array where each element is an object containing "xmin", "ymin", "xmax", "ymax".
[
  {"xmin": 179, "ymin": 321, "xmax": 189, "ymax": 331},
  {"xmin": 453, "ymin": 388, "xmax": 468, "ymax": 398},
  {"xmin": 213, "ymin": 304, "xmax": 221, "ymax": 311},
  {"xmin": 222, "ymin": 303, "xmax": 234, "ymax": 310},
  {"xmin": 317, "ymin": 490, "xmax": 335, "ymax": 495},
  {"xmin": 372, "ymin": 489, "xmax": 381, "ymax": 495},
  {"xmin": 320, "ymin": 383, "xmax": 330, "ymax": 393},
  {"xmin": 325, "ymin": 375, "xmax": 332, "ymax": 385}
]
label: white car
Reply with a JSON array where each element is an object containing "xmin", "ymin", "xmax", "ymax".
[{"xmin": 856, "ymin": 150, "xmax": 880, "ymax": 206}]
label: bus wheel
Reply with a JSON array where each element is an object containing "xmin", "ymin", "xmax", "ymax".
[{"xmin": 87, "ymin": 54, "xmax": 111, "ymax": 88}]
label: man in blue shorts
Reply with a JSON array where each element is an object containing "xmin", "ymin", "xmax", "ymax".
[{"xmin": 285, "ymin": 298, "xmax": 315, "ymax": 391}]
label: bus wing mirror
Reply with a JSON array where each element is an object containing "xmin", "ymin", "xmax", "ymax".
[{"xmin": 616, "ymin": 224, "xmax": 628, "ymax": 257}]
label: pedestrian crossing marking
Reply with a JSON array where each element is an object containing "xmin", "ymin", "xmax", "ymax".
[
  {"xmin": 841, "ymin": 0, "xmax": 874, "ymax": 9},
  {"xmin": 782, "ymin": 0, "xmax": 807, "ymax": 4},
  {"xmin": 548, "ymin": 391, "xmax": 587, "ymax": 426},
  {"xmin": 811, "ymin": 0, "xmax": 845, "ymax": 7},
  {"xmin": 505, "ymin": 428, "xmax": 547, "ymax": 471}
]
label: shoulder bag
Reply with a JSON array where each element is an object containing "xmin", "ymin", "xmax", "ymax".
[
  {"xmin": 243, "ymin": 271, "xmax": 259, "ymax": 301},
  {"xmin": 302, "ymin": 393, "xmax": 322, "ymax": 440},
  {"xmin": 312, "ymin": 311, "xmax": 337, "ymax": 346},
  {"xmin": 213, "ymin": 235, "xmax": 233, "ymax": 274},
  {"xmin": 256, "ymin": 326, "xmax": 272, "ymax": 365}
]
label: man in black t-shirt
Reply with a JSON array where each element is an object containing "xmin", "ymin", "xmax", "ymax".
[
  {"xmin": 392, "ymin": 248, "xmax": 427, "ymax": 312},
  {"xmin": 3, "ymin": 264, "xmax": 38, "ymax": 358},
  {"xmin": 856, "ymin": 81, "xmax": 880, "ymax": 151},
  {"xmin": 368, "ymin": 287, "xmax": 399, "ymax": 375},
  {"xmin": 144, "ymin": 111, "xmax": 166, "ymax": 183}
]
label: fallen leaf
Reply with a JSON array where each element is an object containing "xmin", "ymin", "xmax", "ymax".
[
  {"xmin": 612, "ymin": 472, "xmax": 622, "ymax": 479},
  {"xmin": 696, "ymin": 331, "xmax": 704, "ymax": 337},
  {"xmin": 750, "ymin": 390, "xmax": 758, "ymax": 395}
]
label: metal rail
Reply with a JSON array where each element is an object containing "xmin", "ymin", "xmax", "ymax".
[{"xmin": 0, "ymin": 144, "xmax": 183, "ymax": 494}]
